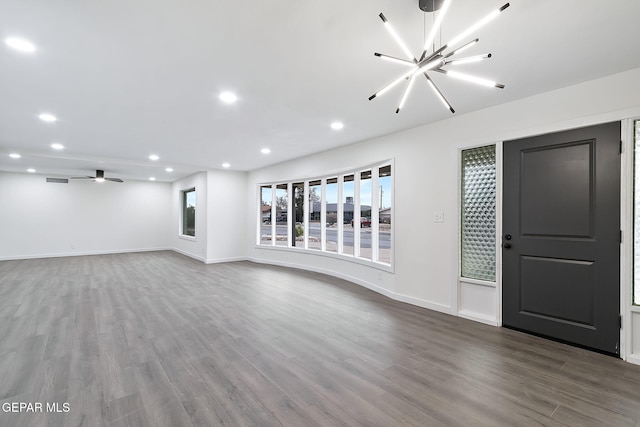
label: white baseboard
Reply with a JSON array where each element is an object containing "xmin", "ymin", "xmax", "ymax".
[
  {"xmin": 247, "ymin": 256, "xmax": 454, "ymax": 317},
  {"xmin": 0, "ymin": 247, "xmax": 171, "ymax": 262},
  {"xmin": 626, "ymin": 353, "xmax": 640, "ymax": 366},
  {"xmin": 458, "ymin": 310, "xmax": 499, "ymax": 326},
  {"xmin": 171, "ymin": 248, "xmax": 206, "ymax": 263},
  {"xmin": 205, "ymin": 256, "xmax": 248, "ymax": 264}
]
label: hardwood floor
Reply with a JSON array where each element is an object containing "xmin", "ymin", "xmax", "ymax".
[{"xmin": 1, "ymin": 251, "xmax": 639, "ymax": 426}]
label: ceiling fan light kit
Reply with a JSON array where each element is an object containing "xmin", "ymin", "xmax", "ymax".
[{"xmin": 370, "ymin": 0, "xmax": 510, "ymax": 114}]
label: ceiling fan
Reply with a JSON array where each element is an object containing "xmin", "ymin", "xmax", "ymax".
[{"xmin": 71, "ymin": 169, "xmax": 123, "ymax": 183}]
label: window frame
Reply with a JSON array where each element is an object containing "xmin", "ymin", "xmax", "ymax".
[
  {"xmin": 255, "ymin": 160, "xmax": 394, "ymax": 272},
  {"xmin": 180, "ymin": 187, "xmax": 197, "ymax": 240}
]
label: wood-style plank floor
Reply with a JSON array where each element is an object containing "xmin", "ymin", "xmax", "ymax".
[{"xmin": 1, "ymin": 251, "xmax": 640, "ymax": 426}]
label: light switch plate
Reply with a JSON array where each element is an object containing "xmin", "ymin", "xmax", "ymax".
[{"xmin": 433, "ymin": 211, "xmax": 444, "ymax": 223}]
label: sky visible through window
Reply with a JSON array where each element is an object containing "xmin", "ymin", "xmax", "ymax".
[
  {"xmin": 186, "ymin": 190, "xmax": 196, "ymax": 209},
  {"xmin": 325, "ymin": 178, "xmax": 391, "ymax": 208}
]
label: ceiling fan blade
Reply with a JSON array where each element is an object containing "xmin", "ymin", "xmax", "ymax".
[
  {"xmin": 105, "ymin": 178, "xmax": 124, "ymax": 183},
  {"xmin": 70, "ymin": 176, "xmax": 94, "ymax": 179}
]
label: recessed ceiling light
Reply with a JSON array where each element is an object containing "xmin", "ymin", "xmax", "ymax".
[
  {"xmin": 27, "ymin": 168, "xmax": 36, "ymax": 173},
  {"xmin": 38, "ymin": 113, "xmax": 57, "ymax": 123},
  {"xmin": 261, "ymin": 148, "xmax": 271, "ymax": 155},
  {"xmin": 222, "ymin": 162, "xmax": 231, "ymax": 168},
  {"xmin": 9, "ymin": 153, "xmax": 21, "ymax": 159},
  {"xmin": 50, "ymin": 143, "xmax": 64, "ymax": 150},
  {"xmin": 165, "ymin": 167, "xmax": 173, "ymax": 172},
  {"xmin": 149, "ymin": 154, "xmax": 159, "ymax": 161},
  {"xmin": 149, "ymin": 177, "xmax": 156, "ymax": 181},
  {"xmin": 4, "ymin": 37, "xmax": 36, "ymax": 53},
  {"xmin": 219, "ymin": 91, "xmax": 238, "ymax": 104},
  {"xmin": 330, "ymin": 121, "xmax": 344, "ymax": 130}
]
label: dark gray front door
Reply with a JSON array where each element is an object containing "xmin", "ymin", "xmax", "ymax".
[{"xmin": 502, "ymin": 122, "xmax": 621, "ymax": 355}]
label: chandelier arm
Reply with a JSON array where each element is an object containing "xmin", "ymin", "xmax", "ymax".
[
  {"xmin": 396, "ymin": 74, "xmax": 418, "ymax": 113},
  {"xmin": 422, "ymin": 73, "xmax": 455, "ymax": 113},
  {"xmin": 443, "ymin": 38, "xmax": 479, "ymax": 59},
  {"xmin": 434, "ymin": 69, "xmax": 505, "ymax": 89},
  {"xmin": 379, "ymin": 13, "xmax": 415, "ymax": 61},
  {"xmin": 369, "ymin": 55, "xmax": 443, "ymax": 101},
  {"xmin": 421, "ymin": 44, "xmax": 448, "ymax": 63},
  {"xmin": 447, "ymin": 3, "xmax": 510, "ymax": 49},
  {"xmin": 444, "ymin": 53, "xmax": 491, "ymax": 66},
  {"xmin": 369, "ymin": 68, "xmax": 418, "ymax": 101},
  {"xmin": 374, "ymin": 52, "xmax": 416, "ymax": 66}
]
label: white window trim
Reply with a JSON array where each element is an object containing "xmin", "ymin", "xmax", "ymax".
[
  {"xmin": 179, "ymin": 187, "xmax": 197, "ymax": 240},
  {"xmin": 256, "ymin": 159, "xmax": 394, "ymax": 271}
]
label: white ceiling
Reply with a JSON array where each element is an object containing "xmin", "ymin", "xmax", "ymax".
[{"xmin": 1, "ymin": 0, "xmax": 640, "ymax": 182}]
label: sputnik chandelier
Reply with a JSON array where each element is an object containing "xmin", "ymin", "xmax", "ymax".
[{"xmin": 369, "ymin": 0, "xmax": 510, "ymax": 114}]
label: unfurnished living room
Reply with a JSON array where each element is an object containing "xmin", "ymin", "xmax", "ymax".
[{"xmin": 2, "ymin": 1, "xmax": 640, "ymax": 426}]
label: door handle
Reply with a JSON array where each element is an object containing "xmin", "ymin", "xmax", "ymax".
[{"xmin": 504, "ymin": 243, "xmax": 512, "ymax": 249}]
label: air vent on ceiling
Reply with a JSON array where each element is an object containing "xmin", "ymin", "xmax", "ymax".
[{"xmin": 46, "ymin": 178, "xmax": 69, "ymax": 184}]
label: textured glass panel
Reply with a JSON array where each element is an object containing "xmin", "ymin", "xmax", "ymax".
[
  {"xmin": 461, "ymin": 145, "xmax": 496, "ymax": 281},
  {"xmin": 634, "ymin": 120, "xmax": 640, "ymax": 305}
]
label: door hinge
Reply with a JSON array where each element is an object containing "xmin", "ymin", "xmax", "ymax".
[
  {"xmin": 620, "ymin": 230, "xmax": 623, "ymax": 243},
  {"xmin": 619, "ymin": 315, "xmax": 623, "ymax": 329},
  {"xmin": 620, "ymin": 140, "xmax": 623, "ymax": 153}
]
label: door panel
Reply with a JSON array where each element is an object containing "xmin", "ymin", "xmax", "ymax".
[
  {"xmin": 503, "ymin": 122, "xmax": 620, "ymax": 355},
  {"xmin": 520, "ymin": 256, "xmax": 595, "ymax": 326},
  {"xmin": 520, "ymin": 141, "xmax": 593, "ymax": 238}
]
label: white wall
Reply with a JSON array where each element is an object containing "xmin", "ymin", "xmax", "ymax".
[
  {"xmin": 0, "ymin": 172, "xmax": 172, "ymax": 260},
  {"xmin": 172, "ymin": 172, "xmax": 208, "ymax": 261},
  {"xmin": 247, "ymin": 67, "xmax": 640, "ymax": 360},
  {"xmin": 170, "ymin": 170, "xmax": 247, "ymax": 263},
  {"xmin": 206, "ymin": 169, "xmax": 247, "ymax": 263}
]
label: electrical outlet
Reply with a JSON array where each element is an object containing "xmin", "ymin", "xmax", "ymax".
[{"xmin": 433, "ymin": 211, "xmax": 444, "ymax": 223}]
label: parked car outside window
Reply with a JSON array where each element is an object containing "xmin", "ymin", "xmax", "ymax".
[{"xmin": 351, "ymin": 217, "xmax": 371, "ymax": 227}]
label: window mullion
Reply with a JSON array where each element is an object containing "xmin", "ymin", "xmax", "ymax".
[
  {"xmin": 354, "ymin": 173, "xmax": 361, "ymax": 258},
  {"xmin": 287, "ymin": 183, "xmax": 293, "ymax": 247},
  {"xmin": 371, "ymin": 168, "xmax": 380, "ymax": 262},
  {"xmin": 338, "ymin": 175, "xmax": 344, "ymax": 253},
  {"xmin": 271, "ymin": 184, "xmax": 277, "ymax": 247},
  {"xmin": 304, "ymin": 181, "xmax": 309, "ymax": 250},
  {"xmin": 321, "ymin": 178, "xmax": 327, "ymax": 252}
]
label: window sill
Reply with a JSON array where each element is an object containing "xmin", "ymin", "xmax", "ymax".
[
  {"xmin": 255, "ymin": 244, "xmax": 394, "ymax": 273},
  {"xmin": 179, "ymin": 235, "xmax": 197, "ymax": 242}
]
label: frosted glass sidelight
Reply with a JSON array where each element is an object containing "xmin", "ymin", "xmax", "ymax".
[{"xmin": 461, "ymin": 145, "xmax": 496, "ymax": 281}]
